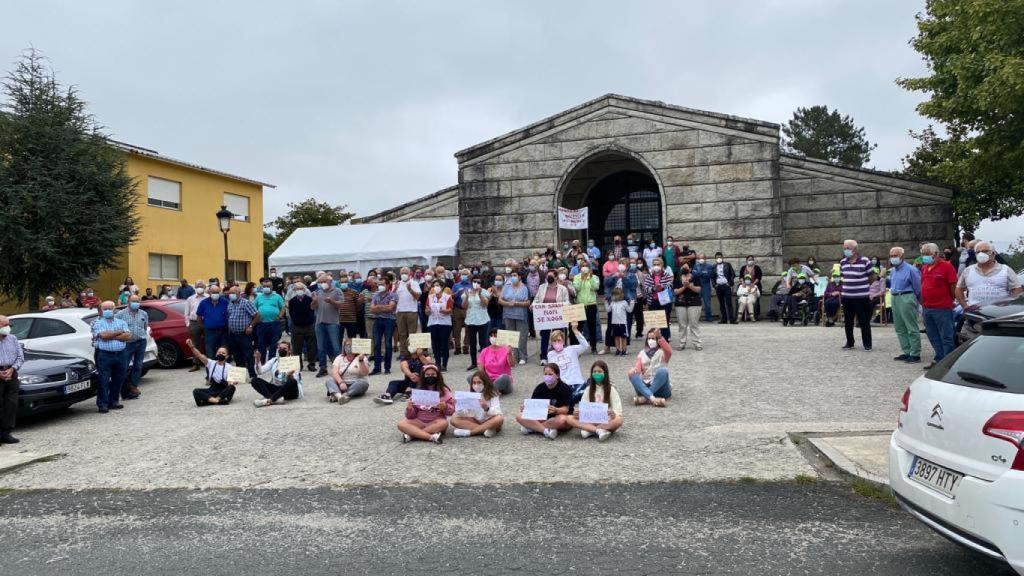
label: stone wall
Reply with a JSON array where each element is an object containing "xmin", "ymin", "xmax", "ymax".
[
  {"xmin": 779, "ymin": 154, "xmax": 956, "ymax": 270},
  {"xmin": 356, "ymin": 185, "xmax": 458, "ymax": 224}
]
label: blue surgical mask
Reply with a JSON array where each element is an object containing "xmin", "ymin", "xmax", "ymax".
[
  {"xmin": 262, "ymin": 287, "xmax": 272, "ymax": 295},
  {"xmin": 921, "ymin": 255, "xmax": 935, "ymax": 265},
  {"xmin": 843, "ymin": 249, "xmax": 853, "ymax": 258},
  {"xmin": 129, "ymin": 302, "xmax": 141, "ymax": 310},
  {"xmin": 494, "ymin": 280, "xmax": 504, "ymax": 287},
  {"xmin": 102, "ymin": 309, "xmax": 114, "ymax": 319},
  {"xmin": 890, "ymin": 257, "xmax": 902, "ymax": 266},
  {"xmin": 229, "ymin": 294, "xmax": 238, "ymax": 302},
  {"xmin": 339, "ymin": 283, "xmax": 348, "ymax": 290},
  {"xmin": 211, "ymin": 293, "xmax": 220, "ymax": 301}
]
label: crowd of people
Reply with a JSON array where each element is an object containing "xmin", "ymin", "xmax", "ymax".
[{"xmin": 5, "ymin": 232, "xmax": 1017, "ymax": 447}]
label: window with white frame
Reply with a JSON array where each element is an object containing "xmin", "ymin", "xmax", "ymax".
[
  {"xmin": 224, "ymin": 193, "xmax": 249, "ymax": 222},
  {"xmin": 147, "ymin": 177, "xmax": 181, "ymax": 210},
  {"xmin": 148, "ymin": 253, "xmax": 181, "ymax": 280}
]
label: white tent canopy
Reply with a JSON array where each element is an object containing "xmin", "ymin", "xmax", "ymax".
[{"xmin": 268, "ymin": 219, "xmax": 459, "ymax": 275}]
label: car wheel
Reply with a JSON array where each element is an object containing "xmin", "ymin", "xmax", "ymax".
[{"xmin": 156, "ymin": 339, "xmax": 181, "ymax": 368}]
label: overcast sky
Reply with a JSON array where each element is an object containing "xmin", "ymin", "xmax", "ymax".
[{"xmin": 2, "ymin": 0, "xmax": 1020, "ymax": 248}]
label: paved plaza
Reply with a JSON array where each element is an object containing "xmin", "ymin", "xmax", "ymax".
[{"xmin": 1, "ymin": 322, "xmax": 922, "ymax": 490}]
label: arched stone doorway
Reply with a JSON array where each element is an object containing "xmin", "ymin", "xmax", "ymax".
[{"xmin": 557, "ymin": 149, "xmax": 664, "ymax": 251}]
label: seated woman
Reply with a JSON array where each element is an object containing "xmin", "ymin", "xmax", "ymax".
[
  {"xmin": 469, "ymin": 328, "xmax": 514, "ymax": 394},
  {"xmin": 823, "ymin": 273, "xmax": 843, "ymax": 327},
  {"xmin": 451, "ymin": 370, "xmax": 504, "ymax": 438},
  {"xmin": 515, "ymin": 363, "xmax": 574, "ymax": 440},
  {"xmin": 187, "ymin": 338, "xmax": 238, "ymax": 406},
  {"xmin": 546, "ymin": 326, "xmax": 589, "ymax": 404},
  {"xmin": 398, "ymin": 364, "xmax": 454, "ymax": 444},
  {"xmin": 326, "ymin": 339, "xmax": 370, "ymax": 404},
  {"xmin": 252, "ymin": 341, "xmax": 304, "ymax": 407},
  {"xmin": 629, "ymin": 329, "xmax": 672, "ymax": 407},
  {"xmin": 567, "ymin": 360, "xmax": 624, "ymax": 441},
  {"xmin": 375, "ymin": 347, "xmax": 433, "ymax": 404}
]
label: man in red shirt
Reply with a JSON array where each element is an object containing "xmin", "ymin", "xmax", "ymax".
[{"xmin": 919, "ymin": 243, "xmax": 958, "ymax": 369}]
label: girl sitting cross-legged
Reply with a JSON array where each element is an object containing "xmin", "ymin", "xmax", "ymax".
[
  {"xmin": 397, "ymin": 364, "xmax": 454, "ymax": 444},
  {"xmin": 450, "ymin": 370, "xmax": 504, "ymax": 438}
]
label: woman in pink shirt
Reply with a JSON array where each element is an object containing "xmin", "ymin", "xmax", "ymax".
[
  {"xmin": 397, "ymin": 364, "xmax": 454, "ymax": 444},
  {"xmin": 468, "ymin": 327, "xmax": 514, "ymax": 394}
]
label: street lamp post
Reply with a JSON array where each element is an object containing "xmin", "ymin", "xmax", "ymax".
[{"xmin": 216, "ymin": 205, "xmax": 234, "ymax": 282}]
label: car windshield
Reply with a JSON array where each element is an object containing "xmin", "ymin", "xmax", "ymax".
[{"xmin": 926, "ymin": 334, "xmax": 1024, "ymax": 394}]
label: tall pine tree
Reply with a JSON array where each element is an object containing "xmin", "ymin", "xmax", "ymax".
[{"xmin": 781, "ymin": 105, "xmax": 876, "ymax": 168}]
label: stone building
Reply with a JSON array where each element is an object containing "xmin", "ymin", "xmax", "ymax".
[{"xmin": 358, "ymin": 94, "xmax": 955, "ymax": 274}]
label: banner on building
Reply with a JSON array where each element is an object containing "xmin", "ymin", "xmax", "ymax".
[{"xmin": 557, "ymin": 207, "xmax": 589, "ymax": 230}]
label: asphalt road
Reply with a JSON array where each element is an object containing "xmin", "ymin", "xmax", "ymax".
[{"xmin": 0, "ymin": 481, "xmax": 1013, "ymax": 576}]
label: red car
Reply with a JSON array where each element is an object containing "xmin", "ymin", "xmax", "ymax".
[{"xmin": 139, "ymin": 299, "xmax": 193, "ymax": 368}]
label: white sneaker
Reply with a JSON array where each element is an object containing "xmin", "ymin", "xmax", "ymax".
[
  {"xmin": 518, "ymin": 359, "xmax": 526, "ymax": 365},
  {"xmin": 337, "ymin": 394, "xmax": 351, "ymax": 405},
  {"xmin": 597, "ymin": 429, "xmax": 611, "ymax": 442},
  {"xmin": 327, "ymin": 394, "xmax": 337, "ymax": 403},
  {"xmin": 253, "ymin": 399, "xmax": 271, "ymax": 407},
  {"xmin": 483, "ymin": 428, "xmax": 497, "ymax": 438},
  {"xmin": 430, "ymin": 432, "xmax": 443, "ymax": 444},
  {"xmin": 401, "ymin": 433, "xmax": 411, "ymax": 443},
  {"xmin": 272, "ymin": 397, "xmax": 286, "ymax": 405},
  {"xmin": 520, "ymin": 425, "xmax": 532, "ymax": 435},
  {"xmin": 543, "ymin": 428, "xmax": 558, "ymax": 440},
  {"xmin": 581, "ymin": 429, "xmax": 594, "ymax": 439},
  {"xmin": 453, "ymin": 428, "xmax": 471, "ymax": 438}
]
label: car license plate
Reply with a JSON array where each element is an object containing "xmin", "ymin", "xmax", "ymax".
[
  {"xmin": 908, "ymin": 455, "xmax": 963, "ymax": 498},
  {"xmin": 64, "ymin": 380, "xmax": 90, "ymax": 395}
]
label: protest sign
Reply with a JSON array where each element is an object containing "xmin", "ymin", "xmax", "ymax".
[
  {"xmin": 496, "ymin": 329, "xmax": 520, "ymax": 347},
  {"xmin": 408, "ymin": 332, "xmax": 432, "ymax": 351},
  {"xmin": 656, "ymin": 288, "xmax": 672, "ymax": 306},
  {"xmin": 410, "ymin": 389, "xmax": 440, "ymax": 407},
  {"xmin": 454, "ymin": 391, "xmax": 484, "ymax": 419},
  {"xmin": 557, "ymin": 206, "xmax": 588, "ymax": 230},
  {"xmin": 643, "ymin": 309, "xmax": 668, "ymax": 329},
  {"xmin": 579, "ymin": 401, "xmax": 610, "ymax": 424},
  {"xmin": 227, "ymin": 366, "xmax": 249, "ymax": 384},
  {"xmin": 522, "ymin": 398, "xmax": 551, "ymax": 421},
  {"xmin": 532, "ymin": 303, "xmax": 566, "ymax": 331},
  {"xmin": 562, "ymin": 303, "xmax": 585, "ymax": 322},
  {"xmin": 277, "ymin": 355, "xmax": 300, "ymax": 373},
  {"xmin": 351, "ymin": 338, "xmax": 372, "ymax": 355}
]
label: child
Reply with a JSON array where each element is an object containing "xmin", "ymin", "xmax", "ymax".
[
  {"xmin": 397, "ymin": 364, "xmax": 454, "ymax": 444},
  {"xmin": 375, "ymin": 347, "xmax": 433, "ymax": 405},
  {"xmin": 566, "ymin": 361, "xmax": 623, "ymax": 442},
  {"xmin": 515, "ymin": 363, "xmax": 574, "ymax": 440},
  {"xmin": 736, "ymin": 275, "xmax": 760, "ymax": 322},
  {"xmin": 450, "ymin": 370, "xmax": 504, "ymax": 438},
  {"xmin": 603, "ymin": 287, "xmax": 635, "ymax": 356}
]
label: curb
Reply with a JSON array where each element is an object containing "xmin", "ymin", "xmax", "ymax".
[
  {"xmin": 0, "ymin": 451, "xmax": 62, "ymax": 476},
  {"xmin": 790, "ymin": 431, "xmax": 891, "ymax": 488}
]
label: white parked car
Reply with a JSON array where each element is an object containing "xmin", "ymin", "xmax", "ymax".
[
  {"xmin": 9, "ymin": 308, "xmax": 158, "ymax": 375},
  {"xmin": 890, "ymin": 312, "xmax": 1024, "ymax": 575}
]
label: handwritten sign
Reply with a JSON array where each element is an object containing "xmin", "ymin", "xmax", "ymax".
[
  {"xmin": 227, "ymin": 366, "xmax": 249, "ymax": 384},
  {"xmin": 579, "ymin": 401, "xmax": 610, "ymax": 424},
  {"xmin": 562, "ymin": 303, "xmax": 585, "ymax": 322},
  {"xmin": 532, "ymin": 303, "xmax": 566, "ymax": 331},
  {"xmin": 643, "ymin": 309, "xmax": 668, "ymax": 329},
  {"xmin": 277, "ymin": 355, "xmax": 300, "ymax": 373},
  {"xmin": 495, "ymin": 329, "xmax": 520, "ymax": 348},
  {"xmin": 408, "ymin": 332, "xmax": 432, "ymax": 351},
  {"xmin": 657, "ymin": 288, "xmax": 672, "ymax": 306},
  {"xmin": 410, "ymin": 389, "xmax": 440, "ymax": 407},
  {"xmin": 557, "ymin": 206, "xmax": 589, "ymax": 230},
  {"xmin": 454, "ymin": 391, "xmax": 484, "ymax": 420},
  {"xmin": 522, "ymin": 398, "xmax": 551, "ymax": 421},
  {"xmin": 351, "ymin": 338, "xmax": 372, "ymax": 355}
]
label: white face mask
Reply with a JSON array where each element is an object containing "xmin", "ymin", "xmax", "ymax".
[
  {"xmin": 716, "ymin": 258, "xmax": 723, "ymax": 264},
  {"xmin": 320, "ymin": 283, "xmax": 329, "ymax": 291},
  {"xmin": 433, "ymin": 286, "xmax": 441, "ymax": 295},
  {"xmin": 400, "ymin": 274, "xmax": 409, "ymax": 282},
  {"xmin": 652, "ymin": 266, "xmax": 662, "ymax": 273},
  {"xmin": 618, "ymin": 264, "xmax": 626, "ymax": 272},
  {"xmin": 558, "ymin": 273, "xmax": 567, "ymax": 281},
  {"xmin": 697, "ymin": 259, "xmax": 705, "ymax": 264},
  {"xmin": 472, "ymin": 282, "xmax": 481, "ymax": 290},
  {"xmin": 647, "ymin": 338, "xmax": 657, "ymax": 349},
  {"xmin": 424, "ymin": 275, "xmax": 434, "ymax": 283},
  {"xmin": 746, "ymin": 260, "xmax": 754, "ymax": 266},
  {"xmin": 472, "ymin": 383, "xmax": 484, "ymax": 393},
  {"xmin": 196, "ymin": 287, "xmax": 205, "ymax": 295},
  {"xmin": 377, "ymin": 285, "xmax": 386, "ymax": 293},
  {"xmin": 0, "ymin": 326, "xmax": 10, "ymax": 336},
  {"xmin": 505, "ymin": 267, "xmax": 512, "ymax": 274},
  {"xmin": 976, "ymin": 252, "xmax": 991, "ymax": 264},
  {"xmin": 489, "ymin": 337, "xmax": 498, "ymax": 346}
]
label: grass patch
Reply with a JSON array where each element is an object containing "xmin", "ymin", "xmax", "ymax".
[
  {"xmin": 794, "ymin": 474, "xmax": 818, "ymax": 485},
  {"xmin": 850, "ymin": 479, "xmax": 897, "ymax": 507}
]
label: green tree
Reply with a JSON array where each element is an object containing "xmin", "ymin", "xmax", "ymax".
[
  {"xmin": 263, "ymin": 198, "xmax": 353, "ymax": 269},
  {"xmin": 0, "ymin": 49, "xmax": 139, "ymax": 310},
  {"xmin": 781, "ymin": 105, "xmax": 876, "ymax": 168},
  {"xmin": 898, "ymin": 0, "xmax": 1024, "ymax": 233}
]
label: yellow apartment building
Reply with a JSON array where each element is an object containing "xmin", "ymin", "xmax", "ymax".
[{"xmin": 91, "ymin": 142, "xmax": 274, "ymax": 299}]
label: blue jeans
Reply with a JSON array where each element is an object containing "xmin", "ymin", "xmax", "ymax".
[
  {"xmin": 204, "ymin": 328, "xmax": 226, "ymax": 359},
  {"xmin": 121, "ymin": 339, "xmax": 146, "ymax": 391},
  {"xmin": 372, "ymin": 318, "xmax": 396, "ymax": 372},
  {"xmin": 629, "ymin": 367, "xmax": 672, "ymax": 399},
  {"xmin": 96, "ymin": 349, "xmax": 126, "ymax": 408},
  {"xmin": 255, "ymin": 321, "xmax": 282, "ymax": 361},
  {"xmin": 315, "ymin": 323, "xmax": 341, "ymax": 369},
  {"xmin": 227, "ymin": 332, "xmax": 255, "ymax": 378},
  {"xmin": 700, "ymin": 282, "xmax": 713, "ymax": 321},
  {"xmin": 923, "ymin": 307, "xmax": 955, "ymax": 362}
]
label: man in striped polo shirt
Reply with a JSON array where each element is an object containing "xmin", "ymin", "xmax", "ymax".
[{"xmin": 839, "ymin": 239, "xmax": 873, "ymax": 351}]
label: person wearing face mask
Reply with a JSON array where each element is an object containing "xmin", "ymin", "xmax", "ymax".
[
  {"xmin": 90, "ymin": 301, "xmax": 132, "ymax": 413},
  {"xmin": 822, "ymin": 273, "xmax": 843, "ymax": 327},
  {"xmin": 80, "ymin": 288, "xmax": 99, "ymax": 309},
  {"xmin": 783, "ymin": 273, "xmax": 814, "ymax": 326},
  {"xmin": 499, "ymin": 271, "xmax": 532, "ymax": 364},
  {"xmin": 839, "ymin": 239, "xmax": 874, "ymax": 351},
  {"xmin": 368, "ymin": 276, "xmax": 399, "ymax": 375},
  {"xmin": 184, "ymin": 281, "xmax": 208, "ymax": 372},
  {"xmin": 673, "ymin": 264, "xmax": 703, "ymax": 350},
  {"xmin": 450, "ymin": 269, "xmax": 473, "ymax": 357},
  {"xmin": 288, "ymin": 282, "xmax": 317, "ymax": 372},
  {"xmin": 887, "ymin": 246, "xmax": 923, "ymax": 363},
  {"xmin": 226, "ymin": 286, "xmax": 261, "ymax": 379},
  {"xmin": 451, "ymin": 370, "xmax": 505, "ymax": 438},
  {"xmin": 643, "ymin": 257, "xmax": 675, "ymax": 340},
  {"xmin": 545, "ymin": 327, "xmax": 589, "ymax": 403},
  {"xmin": 629, "ymin": 329, "xmax": 672, "ymax": 407},
  {"xmin": 325, "ymin": 339, "xmax": 370, "ymax": 404},
  {"xmin": 738, "ymin": 256, "xmax": 763, "ymax": 320},
  {"xmin": 393, "ymin": 266, "xmax": 423, "ymax": 360},
  {"xmin": 462, "ymin": 276, "xmax": 491, "ymax": 371},
  {"xmin": 138, "ymin": 287, "xmax": 155, "ymax": 302},
  {"xmin": 568, "ymin": 239, "xmax": 584, "ymax": 262},
  {"xmin": 311, "ymin": 274, "xmax": 344, "ymax": 377},
  {"xmin": 115, "ymin": 295, "xmax": 150, "ymax": 400},
  {"xmin": 486, "ymin": 274, "xmax": 504, "ymax": 331},
  {"xmin": 517, "ymin": 363, "xmax": 574, "ymax": 440},
  {"xmin": 572, "ymin": 262, "xmax": 601, "ymax": 355},
  {"xmin": 426, "ymin": 281, "xmax": 454, "ymax": 371},
  {"xmin": 642, "ymin": 240, "xmax": 662, "ymax": 270},
  {"xmin": 918, "ymin": 243, "xmax": 959, "ymax": 369},
  {"xmin": 0, "ymin": 315, "xmax": 25, "ymax": 444},
  {"xmin": 663, "ymin": 238, "xmax": 678, "ymax": 274},
  {"xmin": 252, "ymin": 341, "xmax": 304, "ymax": 407},
  {"xmin": 690, "ymin": 253, "xmax": 714, "ymax": 322},
  {"xmin": 195, "ymin": 284, "xmax": 230, "ymax": 361},
  {"xmin": 602, "ymin": 258, "xmax": 639, "ymax": 354},
  {"xmin": 253, "ymin": 278, "xmax": 287, "ymax": 363},
  {"xmin": 566, "ymin": 361, "xmax": 623, "ymax": 441},
  {"xmin": 736, "ymin": 275, "xmax": 760, "ymax": 323},
  {"xmin": 186, "ymin": 340, "xmax": 238, "ymax": 406},
  {"xmin": 472, "ymin": 328, "xmax": 515, "ymax": 395},
  {"xmin": 587, "ymin": 239, "xmax": 601, "ymax": 262},
  {"xmin": 397, "ymin": 365, "xmax": 454, "ymax": 444},
  {"xmin": 334, "ymin": 273, "xmax": 364, "ymax": 345},
  {"xmin": 956, "ymin": 239, "xmax": 1022, "ymax": 313},
  {"xmin": 532, "ymin": 272, "xmax": 572, "ymax": 363},
  {"xmin": 176, "ymin": 278, "xmax": 195, "ymax": 300},
  {"xmin": 710, "ymin": 252, "xmax": 736, "ymax": 325}
]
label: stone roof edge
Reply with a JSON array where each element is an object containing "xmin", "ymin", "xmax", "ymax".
[
  {"xmin": 353, "ymin": 184, "xmax": 459, "ymax": 223},
  {"xmin": 779, "ymin": 153, "xmax": 955, "ymax": 198},
  {"xmin": 454, "ymin": 94, "xmax": 780, "ymax": 163}
]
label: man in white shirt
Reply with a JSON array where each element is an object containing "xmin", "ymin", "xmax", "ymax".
[
  {"xmin": 394, "ymin": 266, "xmax": 422, "ymax": 358},
  {"xmin": 185, "ymin": 281, "xmax": 208, "ymax": 372},
  {"xmin": 955, "ymin": 241, "xmax": 1022, "ymax": 309}
]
